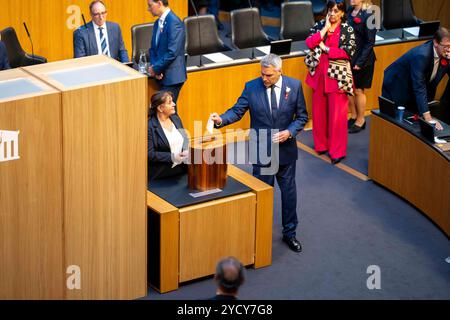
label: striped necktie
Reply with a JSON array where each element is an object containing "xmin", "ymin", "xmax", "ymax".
[{"xmin": 98, "ymin": 27, "xmax": 109, "ymax": 56}]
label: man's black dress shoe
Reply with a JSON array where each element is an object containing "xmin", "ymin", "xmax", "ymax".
[
  {"xmin": 317, "ymin": 150, "xmax": 328, "ymax": 156},
  {"xmin": 331, "ymin": 156, "xmax": 345, "ymax": 165},
  {"xmin": 348, "ymin": 121, "xmax": 366, "ymax": 134},
  {"xmin": 282, "ymin": 237, "xmax": 302, "ymax": 252}
]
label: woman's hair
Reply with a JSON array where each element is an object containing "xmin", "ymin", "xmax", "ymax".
[
  {"xmin": 149, "ymin": 90, "xmax": 173, "ymax": 117},
  {"xmin": 327, "ymin": 0, "xmax": 347, "ymax": 22},
  {"xmin": 362, "ymin": 0, "xmax": 373, "ymax": 10}
]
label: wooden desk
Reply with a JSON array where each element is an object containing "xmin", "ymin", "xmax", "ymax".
[
  {"xmin": 0, "ymin": 69, "xmax": 64, "ymax": 299},
  {"xmin": 1, "ymin": 56, "xmax": 148, "ymax": 300},
  {"xmin": 147, "ymin": 165, "xmax": 273, "ymax": 293},
  {"xmin": 369, "ymin": 112, "xmax": 450, "ymax": 236}
]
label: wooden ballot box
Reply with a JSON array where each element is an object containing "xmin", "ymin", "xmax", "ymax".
[
  {"xmin": 1, "ymin": 56, "xmax": 148, "ymax": 299},
  {"xmin": 188, "ymin": 136, "xmax": 227, "ymax": 191}
]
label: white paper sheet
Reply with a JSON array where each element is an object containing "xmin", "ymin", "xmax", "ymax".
[
  {"xmin": 375, "ymin": 35, "xmax": 384, "ymax": 41},
  {"xmin": 203, "ymin": 52, "xmax": 234, "ymax": 63},
  {"xmin": 206, "ymin": 114, "xmax": 214, "ymax": 134},
  {"xmin": 256, "ymin": 46, "xmax": 271, "ymax": 55},
  {"xmin": 403, "ymin": 27, "xmax": 420, "ymax": 37}
]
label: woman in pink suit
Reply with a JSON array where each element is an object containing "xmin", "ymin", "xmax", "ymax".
[{"xmin": 305, "ymin": 0, "xmax": 356, "ymax": 164}]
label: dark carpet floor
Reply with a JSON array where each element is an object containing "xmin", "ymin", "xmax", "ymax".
[
  {"xmin": 298, "ymin": 117, "xmax": 372, "ymax": 176},
  {"xmin": 142, "ymin": 138, "xmax": 450, "ymax": 300}
]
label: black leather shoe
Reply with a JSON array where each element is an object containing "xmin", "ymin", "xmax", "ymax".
[
  {"xmin": 348, "ymin": 118, "xmax": 356, "ymax": 128},
  {"xmin": 331, "ymin": 156, "xmax": 345, "ymax": 165},
  {"xmin": 282, "ymin": 237, "xmax": 302, "ymax": 252},
  {"xmin": 317, "ymin": 150, "xmax": 328, "ymax": 156},
  {"xmin": 348, "ymin": 121, "xmax": 366, "ymax": 134}
]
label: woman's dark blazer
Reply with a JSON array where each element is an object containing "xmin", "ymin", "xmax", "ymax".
[
  {"xmin": 347, "ymin": 7, "xmax": 377, "ymax": 68},
  {"xmin": 148, "ymin": 113, "xmax": 189, "ymax": 181}
]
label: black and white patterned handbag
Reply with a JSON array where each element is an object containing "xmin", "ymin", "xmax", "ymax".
[{"xmin": 328, "ymin": 59, "xmax": 354, "ymax": 96}]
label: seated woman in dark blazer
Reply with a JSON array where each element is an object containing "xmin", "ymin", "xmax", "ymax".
[{"xmin": 148, "ymin": 91, "xmax": 189, "ymax": 181}]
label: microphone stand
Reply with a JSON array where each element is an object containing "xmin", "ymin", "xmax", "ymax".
[
  {"xmin": 247, "ymin": 0, "xmax": 256, "ymax": 60},
  {"xmin": 23, "ymin": 22, "xmax": 34, "ymax": 59},
  {"xmin": 189, "ymin": 0, "xmax": 204, "ymax": 67},
  {"xmin": 82, "ymin": 14, "xmax": 88, "ymax": 29}
]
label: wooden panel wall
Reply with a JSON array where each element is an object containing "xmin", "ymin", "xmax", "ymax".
[{"xmin": 0, "ymin": 0, "xmax": 188, "ymax": 62}]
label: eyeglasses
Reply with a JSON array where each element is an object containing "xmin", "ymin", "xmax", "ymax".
[
  {"xmin": 328, "ymin": 8, "xmax": 342, "ymax": 14},
  {"xmin": 92, "ymin": 11, "xmax": 107, "ymax": 17},
  {"xmin": 439, "ymin": 43, "xmax": 450, "ymax": 50}
]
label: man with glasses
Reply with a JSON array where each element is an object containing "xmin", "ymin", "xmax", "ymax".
[
  {"xmin": 73, "ymin": 0, "xmax": 129, "ymax": 63},
  {"xmin": 382, "ymin": 27, "xmax": 450, "ymax": 130}
]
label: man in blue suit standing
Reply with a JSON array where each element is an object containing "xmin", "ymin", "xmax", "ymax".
[
  {"xmin": 211, "ymin": 54, "xmax": 309, "ymax": 253},
  {"xmin": 73, "ymin": 1, "xmax": 129, "ymax": 63},
  {"xmin": 382, "ymin": 27, "xmax": 450, "ymax": 130},
  {"xmin": 147, "ymin": 0, "xmax": 187, "ymax": 104},
  {"xmin": 0, "ymin": 41, "xmax": 11, "ymax": 70}
]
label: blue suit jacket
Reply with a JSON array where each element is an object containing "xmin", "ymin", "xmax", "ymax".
[
  {"xmin": 382, "ymin": 41, "xmax": 449, "ymax": 115},
  {"xmin": 0, "ymin": 41, "xmax": 10, "ymax": 70},
  {"xmin": 73, "ymin": 21, "xmax": 129, "ymax": 62},
  {"xmin": 150, "ymin": 10, "xmax": 187, "ymax": 86},
  {"xmin": 218, "ymin": 76, "xmax": 309, "ymax": 166}
]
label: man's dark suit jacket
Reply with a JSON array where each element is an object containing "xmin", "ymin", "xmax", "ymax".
[
  {"xmin": 148, "ymin": 114, "xmax": 189, "ymax": 181},
  {"xmin": 150, "ymin": 10, "xmax": 187, "ymax": 86},
  {"xmin": 218, "ymin": 76, "xmax": 309, "ymax": 166},
  {"xmin": 382, "ymin": 41, "xmax": 449, "ymax": 115},
  {"xmin": 0, "ymin": 41, "xmax": 11, "ymax": 70},
  {"xmin": 73, "ymin": 21, "xmax": 129, "ymax": 62}
]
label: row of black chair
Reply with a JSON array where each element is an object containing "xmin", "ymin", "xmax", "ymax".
[
  {"xmin": 0, "ymin": 0, "xmax": 420, "ymax": 67},
  {"xmin": 0, "ymin": 27, "xmax": 47, "ymax": 68}
]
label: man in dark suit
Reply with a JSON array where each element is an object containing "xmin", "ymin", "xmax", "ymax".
[
  {"xmin": 211, "ymin": 54, "xmax": 309, "ymax": 253},
  {"xmin": 73, "ymin": 1, "xmax": 129, "ymax": 62},
  {"xmin": 0, "ymin": 41, "xmax": 11, "ymax": 70},
  {"xmin": 147, "ymin": 0, "xmax": 187, "ymax": 104},
  {"xmin": 382, "ymin": 27, "xmax": 450, "ymax": 130}
]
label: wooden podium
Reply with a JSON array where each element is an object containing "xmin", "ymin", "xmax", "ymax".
[
  {"xmin": 1, "ymin": 56, "xmax": 148, "ymax": 299},
  {"xmin": 188, "ymin": 136, "xmax": 227, "ymax": 191}
]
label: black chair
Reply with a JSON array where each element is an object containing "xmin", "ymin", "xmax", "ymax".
[
  {"xmin": 184, "ymin": 14, "xmax": 230, "ymax": 56},
  {"xmin": 287, "ymin": 0, "xmax": 326, "ymax": 16},
  {"xmin": 280, "ymin": 1, "xmax": 315, "ymax": 41},
  {"xmin": 381, "ymin": 0, "xmax": 420, "ymax": 30},
  {"xmin": 0, "ymin": 27, "xmax": 46, "ymax": 68},
  {"xmin": 230, "ymin": 8, "xmax": 271, "ymax": 49},
  {"xmin": 131, "ymin": 22, "xmax": 154, "ymax": 64}
]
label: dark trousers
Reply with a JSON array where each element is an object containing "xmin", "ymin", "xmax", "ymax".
[
  {"xmin": 161, "ymin": 82, "xmax": 184, "ymax": 108},
  {"xmin": 253, "ymin": 161, "xmax": 298, "ymax": 238}
]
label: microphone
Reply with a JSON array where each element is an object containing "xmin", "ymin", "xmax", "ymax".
[
  {"xmin": 247, "ymin": 0, "xmax": 256, "ymax": 60},
  {"xmin": 82, "ymin": 14, "xmax": 88, "ymax": 29},
  {"xmin": 189, "ymin": 0, "xmax": 204, "ymax": 67},
  {"xmin": 23, "ymin": 22, "xmax": 34, "ymax": 59}
]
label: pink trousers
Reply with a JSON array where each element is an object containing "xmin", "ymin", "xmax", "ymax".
[{"xmin": 312, "ymin": 78, "xmax": 349, "ymax": 160}]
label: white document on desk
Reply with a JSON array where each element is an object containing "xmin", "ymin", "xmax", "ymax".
[
  {"xmin": 375, "ymin": 35, "xmax": 384, "ymax": 41},
  {"xmin": 256, "ymin": 46, "xmax": 271, "ymax": 55},
  {"xmin": 403, "ymin": 26, "xmax": 420, "ymax": 37},
  {"xmin": 203, "ymin": 52, "xmax": 234, "ymax": 63}
]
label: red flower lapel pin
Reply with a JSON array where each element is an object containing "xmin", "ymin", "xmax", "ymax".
[
  {"xmin": 441, "ymin": 58, "xmax": 448, "ymax": 67},
  {"xmin": 353, "ymin": 17, "xmax": 362, "ymax": 24}
]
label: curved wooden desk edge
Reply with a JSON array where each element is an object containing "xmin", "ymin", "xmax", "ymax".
[
  {"xmin": 369, "ymin": 114, "xmax": 450, "ymax": 237},
  {"xmin": 228, "ymin": 165, "xmax": 274, "ymax": 268}
]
